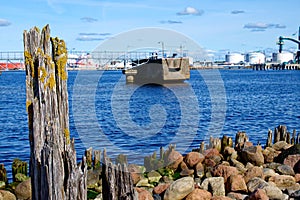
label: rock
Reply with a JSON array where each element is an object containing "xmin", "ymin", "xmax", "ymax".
[
  {"xmin": 283, "ymin": 154, "xmax": 300, "ymax": 169},
  {"xmin": 262, "ymin": 147, "xmax": 280, "ymax": 163},
  {"xmin": 294, "ymin": 159, "xmax": 300, "ymax": 174},
  {"xmin": 179, "ymin": 162, "xmax": 194, "ymax": 177},
  {"xmin": 204, "ymin": 148, "xmax": 221, "ymax": 159},
  {"xmin": 185, "ymin": 188, "xmax": 212, "ymax": 200},
  {"xmin": 274, "ymin": 144, "xmax": 300, "ymax": 163},
  {"xmin": 227, "ymin": 192, "xmax": 248, "ymax": 200},
  {"xmin": 263, "ymin": 184, "xmax": 285, "ymax": 200},
  {"xmin": 241, "ymin": 146, "xmax": 264, "ymax": 166},
  {"xmin": 295, "ymin": 173, "xmax": 300, "ymax": 183},
  {"xmin": 290, "ymin": 189, "xmax": 300, "ymax": 199},
  {"xmin": 129, "ymin": 164, "xmax": 145, "ymax": 185},
  {"xmin": 0, "ymin": 190, "xmax": 16, "ymax": 200},
  {"xmin": 15, "ymin": 173, "xmax": 29, "ymax": 182},
  {"xmin": 195, "ymin": 162, "xmax": 204, "ymax": 178},
  {"xmin": 165, "ymin": 150, "xmax": 183, "ymax": 171},
  {"xmin": 94, "ymin": 194, "xmax": 103, "ymax": 200},
  {"xmin": 211, "ymin": 164, "xmax": 239, "ymax": 183},
  {"xmin": 164, "ymin": 177, "xmax": 194, "ymax": 200},
  {"xmin": 153, "ymin": 194, "xmax": 161, "ymax": 200},
  {"xmin": 228, "ymin": 174, "xmax": 247, "ymax": 193},
  {"xmin": 262, "ymin": 168, "xmax": 277, "ymax": 180},
  {"xmin": 148, "ymin": 170, "xmax": 162, "ymax": 184},
  {"xmin": 268, "ymin": 175, "xmax": 296, "ymax": 189},
  {"xmin": 14, "ymin": 178, "xmax": 31, "ymax": 200},
  {"xmin": 136, "ymin": 178, "xmax": 153, "ymax": 187},
  {"xmin": 87, "ymin": 168, "xmax": 101, "ymax": 188},
  {"xmin": 0, "ymin": 182, "xmax": 5, "ymax": 189},
  {"xmin": 247, "ymin": 177, "xmax": 269, "ymax": 193},
  {"xmin": 201, "ymin": 177, "xmax": 225, "ymax": 196},
  {"xmin": 210, "ymin": 196, "xmax": 232, "ymax": 200},
  {"xmin": 230, "ymin": 159, "xmax": 247, "ymax": 173},
  {"xmin": 184, "ymin": 152, "xmax": 205, "ymax": 168},
  {"xmin": 153, "ymin": 183, "xmax": 170, "ymax": 195},
  {"xmin": 272, "ymin": 141, "xmax": 291, "ymax": 151},
  {"xmin": 248, "ymin": 189, "xmax": 269, "ymax": 200},
  {"xmin": 276, "ymin": 164, "xmax": 295, "ymax": 176},
  {"xmin": 286, "ymin": 183, "xmax": 300, "ymax": 196},
  {"xmin": 244, "ymin": 166, "xmax": 263, "ymax": 183},
  {"xmin": 135, "ymin": 187, "xmax": 154, "ymax": 200}
]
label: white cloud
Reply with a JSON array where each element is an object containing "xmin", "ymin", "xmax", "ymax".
[
  {"xmin": 244, "ymin": 23, "xmax": 286, "ymax": 31},
  {"xmin": 0, "ymin": 19, "xmax": 11, "ymax": 27},
  {"xmin": 80, "ymin": 17, "xmax": 98, "ymax": 23},
  {"xmin": 177, "ymin": 7, "xmax": 204, "ymax": 16}
]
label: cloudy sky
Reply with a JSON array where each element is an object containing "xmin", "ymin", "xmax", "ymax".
[{"xmin": 0, "ymin": 0, "xmax": 299, "ymax": 58}]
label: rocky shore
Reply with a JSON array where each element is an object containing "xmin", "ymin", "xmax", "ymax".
[{"xmin": 0, "ymin": 125, "xmax": 299, "ymax": 200}]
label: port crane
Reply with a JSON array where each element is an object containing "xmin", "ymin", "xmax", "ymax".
[{"xmin": 277, "ymin": 26, "xmax": 300, "ymax": 63}]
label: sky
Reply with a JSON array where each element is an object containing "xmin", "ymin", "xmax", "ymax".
[{"xmin": 0, "ymin": 0, "xmax": 299, "ymax": 59}]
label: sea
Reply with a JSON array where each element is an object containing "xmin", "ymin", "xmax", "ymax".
[{"xmin": 0, "ymin": 69, "xmax": 299, "ymax": 180}]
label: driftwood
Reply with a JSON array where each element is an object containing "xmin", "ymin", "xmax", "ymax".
[
  {"xmin": 24, "ymin": 25, "xmax": 87, "ymax": 200},
  {"xmin": 102, "ymin": 150, "xmax": 136, "ymax": 200}
]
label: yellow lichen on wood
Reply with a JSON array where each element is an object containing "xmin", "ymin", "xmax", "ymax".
[
  {"xmin": 44, "ymin": 73, "xmax": 56, "ymax": 90},
  {"xmin": 26, "ymin": 101, "xmax": 32, "ymax": 113},
  {"xmin": 38, "ymin": 66, "xmax": 47, "ymax": 83},
  {"xmin": 24, "ymin": 51, "xmax": 34, "ymax": 77},
  {"xmin": 51, "ymin": 37, "xmax": 68, "ymax": 80},
  {"xmin": 64, "ymin": 128, "xmax": 70, "ymax": 144},
  {"xmin": 34, "ymin": 26, "xmax": 40, "ymax": 34}
]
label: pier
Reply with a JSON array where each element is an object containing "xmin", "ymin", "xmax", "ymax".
[{"xmin": 252, "ymin": 63, "xmax": 300, "ymax": 70}]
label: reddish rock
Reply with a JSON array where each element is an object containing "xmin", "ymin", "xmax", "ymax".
[
  {"xmin": 180, "ymin": 161, "xmax": 194, "ymax": 176},
  {"xmin": 195, "ymin": 162, "xmax": 205, "ymax": 178},
  {"xmin": 295, "ymin": 173, "xmax": 300, "ymax": 183},
  {"xmin": 228, "ymin": 174, "xmax": 247, "ymax": 193},
  {"xmin": 184, "ymin": 152, "xmax": 205, "ymax": 168},
  {"xmin": 185, "ymin": 188, "xmax": 212, "ymax": 200},
  {"xmin": 135, "ymin": 187, "xmax": 154, "ymax": 200},
  {"xmin": 244, "ymin": 166, "xmax": 263, "ymax": 183},
  {"xmin": 165, "ymin": 150, "xmax": 183, "ymax": 171},
  {"xmin": 241, "ymin": 146, "xmax": 264, "ymax": 166},
  {"xmin": 283, "ymin": 154, "xmax": 300, "ymax": 170},
  {"xmin": 153, "ymin": 183, "xmax": 170, "ymax": 194},
  {"xmin": 128, "ymin": 164, "xmax": 144, "ymax": 185},
  {"xmin": 211, "ymin": 196, "xmax": 232, "ymax": 200},
  {"xmin": 212, "ymin": 164, "xmax": 239, "ymax": 183},
  {"xmin": 263, "ymin": 147, "xmax": 280, "ymax": 163},
  {"xmin": 248, "ymin": 189, "xmax": 269, "ymax": 200},
  {"xmin": 204, "ymin": 158, "xmax": 216, "ymax": 168},
  {"xmin": 204, "ymin": 148, "xmax": 221, "ymax": 159}
]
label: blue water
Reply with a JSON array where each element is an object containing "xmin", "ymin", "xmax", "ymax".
[{"xmin": 0, "ymin": 69, "xmax": 299, "ymax": 180}]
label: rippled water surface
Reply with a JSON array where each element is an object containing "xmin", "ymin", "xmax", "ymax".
[{"xmin": 0, "ymin": 69, "xmax": 299, "ymax": 179}]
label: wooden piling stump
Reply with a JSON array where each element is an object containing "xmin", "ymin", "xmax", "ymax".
[
  {"xmin": 24, "ymin": 25, "xmax": 87, "ymax": 200},
  {"xmin": 12, "ymin": 158, "xmax": 28, "ymax": 182},
  {"xmin": 0, "ymin": 164, "xmax": 7, "ymax": 184}
]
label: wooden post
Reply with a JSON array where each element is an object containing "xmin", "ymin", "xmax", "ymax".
[
  {"xmin": 24, "ymin": 25, "xmax": 87, "ymax": 200},
  {"xmin": 12, "ymin": 158, "xmax": 28, "ymax": 182},
  {"xmin": 102, "ymin": 150, "xmax": 136, "ymax": 199},
  {"xmin": 266, "ymin": 129, "xmax": 272, "ymax": 147},
  {"xmin": 0, "ymin": 164, "xmax": 7, "ymax": 184}
]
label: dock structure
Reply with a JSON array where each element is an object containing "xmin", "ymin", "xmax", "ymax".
[{"xmin": 252, "ymin": 63, "xmax": 300, "ymax": 70}]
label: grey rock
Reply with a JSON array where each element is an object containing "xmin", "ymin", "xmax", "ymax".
[
  {"xmin": 263, "ymin": 184, "xmax": 284, "ymax": 200},
  {"xmin": 276, "ymin": 164, "xmax": 295, "ymax": 176},
  {"xmin": 14, "ymin": 178, "xmax": 31, "ymax": 200},
  {"xmin": 246, "ymin": 177, "xmax": 269, "ymax": 193},
  {"xmin": 164, "ymin": 177, "xmax": 194, "ymax": 200},
  {"xmin": 201, "ymin": 177, "xmax": 225, "ymax": 196}
]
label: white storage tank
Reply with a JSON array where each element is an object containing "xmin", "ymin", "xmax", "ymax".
[
  {"xmin": 246, "ymin": 52, "xmax": 265, "ymax": 65},
  {"xmin": 225, "ymin": 53, "xmax": 244, "ymax": 64},
  {"xmin": 272, "ymin": 52, "xmax": 294, "ymax": 64}
]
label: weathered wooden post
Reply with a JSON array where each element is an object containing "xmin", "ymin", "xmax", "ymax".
[{"xmin": 23, "ymin": 25, "xmax": 87, "ymax": 200}]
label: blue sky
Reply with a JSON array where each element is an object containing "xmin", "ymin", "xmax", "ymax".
[{"xmin": 0, "ymin": 0, "xmax": 299, "ymax": 58}]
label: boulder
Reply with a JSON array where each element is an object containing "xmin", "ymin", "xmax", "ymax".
[
  {"xmin": 247, "ymin": 177, "xmax": 269, "ymax": 193},
  {"xmin": 228, "ymin": 174, "xmax": 247, "ymax": 193},
  {"xmin": 283, "ymin": 154, "xmax": 300, "ymax": 169},
  {"xmin": 295, "ymin": 173, "xmax": 300, "ymax": 183},
  {"xmin": 148, "ymin": 170, "xmax": 162, "ymax": 184},
  {"xmin": 164, "ymin": 177, "xmax": 194, "ymax": 200},
  {"xmin": 184, "ymin": 152, "xmax": 205, "ymax": 168},
  {"xmin": 263, "ymin": 184, "xmax": 285, "ymax": 200},
  {"xmin": 179, "ymin": 162, "xmax": 194, "ymax": 177},
  {"xmin": 276, "ymin": 164, "xmax": 295, "ymax": 176},
  {"xmin": 0, "ymin": 182, "xmax": 5, "ymax": 189},
  {"xmin": 227, "ymin": 192, "xmax": 248, "ymax": 200},
  {"xmin": 274, "ymin": 144, "xmax": 300, "ymax": 163},
  {"xmin": 210, "ymin": 196, "xmax": 232, "ymax": 200},
  {"xmin": 268, "ymin": 175, "xmax": 296, "ymax": 189},
  {"xmin": 241, "ymin": 146, "xmax": 264, "ymax": 166},
  {"xmin": 272, "ymin": 141, "xmax": 291, "ymax": 151},
  {"xmin": 165, "ymin": 150, "xmax": 183, "ymax": 171},
  {"xmin": 128, "ymin": 164, "xmax": 145, "ymax": 185},
  {"xmin": 262, "ymin": 168, "xmax": 277, "ymax": 180},
  {"xmin": 248, "ymin": 189, "xmax": 269, "ymax": 200},
  {"xmin": 195, "ymin": 162, "xmax": 204, "ymax": 178},
  {"xmin": 211, "ymin": 164, "xmax": 239, "ymax": 183},
  {"xmin": 244, "ymin": 166, "xmax": 263, "ymax": 183},
  {"xmin": 135, "ymin": 187, "xmax": 154, "ymax": 200},
  {"xmin": 185, "ymin": 188, "xmax": 212, "ymax": 200},
  {"xmin": 0, "ymin": 190, "xmax": 16, "ymax": 200},
  {"xmin": 14, "ymin": 178, "xmax": 31, "ymax": 200},
  {"xmin": 153, "ymin": 183, "xmax": 170, "ymax": 195},
  {"xmin": 201, "ymin": 177, "xmax": 225, "ymax": 196}
]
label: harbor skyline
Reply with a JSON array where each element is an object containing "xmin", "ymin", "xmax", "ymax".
[{"xmin": 0, "ymin": 0, "xmax": 299, "ymax": 57}]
